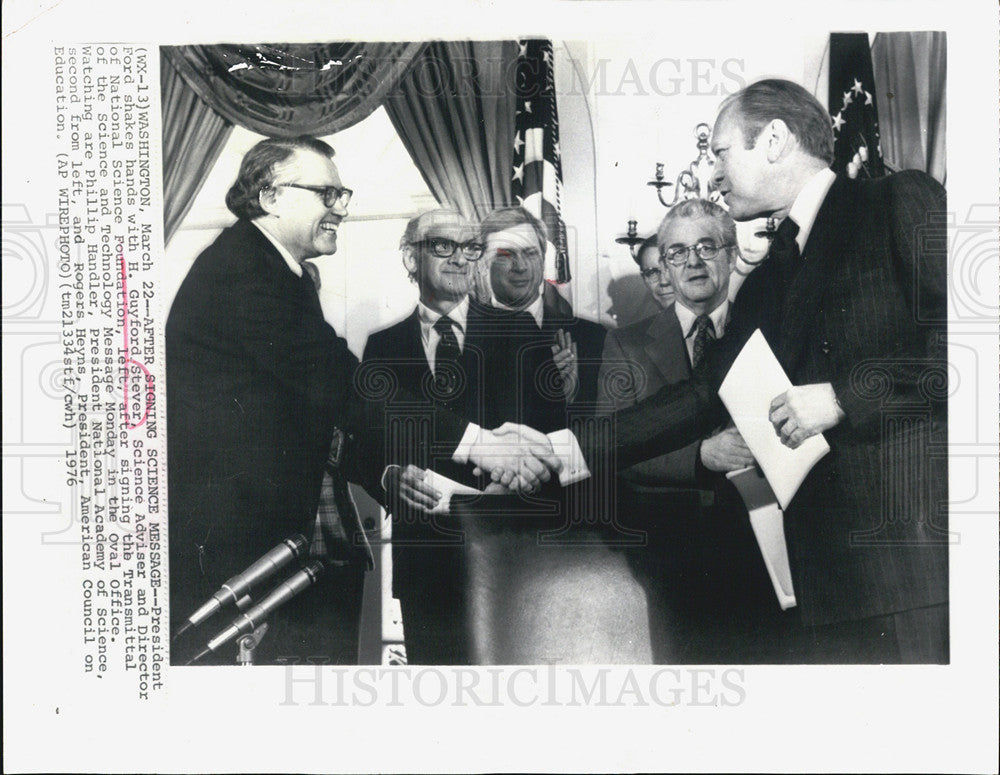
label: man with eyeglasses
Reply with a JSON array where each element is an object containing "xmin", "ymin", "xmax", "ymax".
[
  {"xmin": 598, "ymin": 199, "xmax": 791, "ymax": 662},
  {"xmin": 635, "ymin": 235, "xmax": 676, "ymax": 311},
  {"xmin": 166, "ymin": 135, "xmax": 377, "ymax": 665},
  {"xmin": 359, "ymin": 209, "xmax": 489, "ymax": 663}
]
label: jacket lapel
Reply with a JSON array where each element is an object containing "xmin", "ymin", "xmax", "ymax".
[
  {"xmin": 776, "ymin": 175, "xmax": 850, "ymax": 374},
  {"xmin": 643, "ymin": 306, "xmax": 692, "ymax": 386}
]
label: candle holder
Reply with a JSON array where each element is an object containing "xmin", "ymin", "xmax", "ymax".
[{"xmin": 614, "ymin": 219, "xmax": 646, "ymax": 260}]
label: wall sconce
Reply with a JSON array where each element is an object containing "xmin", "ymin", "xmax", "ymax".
[{"xmin": 616, "ymin": 123, "xmax": 778, "ymax": 258}]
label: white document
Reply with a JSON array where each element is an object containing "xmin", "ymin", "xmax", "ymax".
[
  {"xmin": 718, "ymin": 329, "xmax": 830, "ymax": 510},
  {"xmin": 726, "ymin": 467, "xmax": 797, "ymax": 610},
  {"xmin": 422, "ymin": 470, "xmax": 482, "ymax": 513}
]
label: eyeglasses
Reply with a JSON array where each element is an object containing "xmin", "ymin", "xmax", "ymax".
[
  {"xmin": 659, "ymin": 242, "xmax": 734, "ymax": 266},
  {"xmin": 640, "ymin": 267, "xmax": 671, "ymax": 282},
  {"xmin": 274, "ymin": 183, "xmax": 353, "ymax": 209},
  {"xmin": 411, "ymin": 237, "xmax": 485, "ymax": 260}
]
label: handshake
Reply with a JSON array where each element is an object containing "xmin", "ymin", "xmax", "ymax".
[
  {"xmin": 467, "ymin": 422, "xmax": 565, "ymax": 492},
  {"xmin": 385, "ymin": 423, "xmax": 566, "ymax": 514}
]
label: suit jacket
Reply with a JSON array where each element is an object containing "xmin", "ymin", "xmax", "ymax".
[
  {"xmin": 596, "ymin": 171, "xmax": 949, "ymax": 627},
  {"xmin": 360, "ymin": 305, "xmax": 489, "ymax": 597},
  {"xmin": 597, "ymin": 305, "xmax": 703, "ymax": 488},
  {"xmin": 166, "ymin": 219, "xmax": 373, "ymax": 608},
  {"xmin": 596, "ymin": 305, "xmax": 773, "ymax": 618},
  {"xmin": 469, "ymin": 299, "xmax": 608, "ymax": 434}
]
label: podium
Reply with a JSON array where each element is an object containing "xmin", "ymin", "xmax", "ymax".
[{"xmin": 414, "ymin": 494, "xmax": 653, "ymax": 664}]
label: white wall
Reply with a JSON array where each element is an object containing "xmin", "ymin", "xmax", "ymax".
[{"xmin": 555, "ymin": 31, "xmax": 829, "ymax": 328}]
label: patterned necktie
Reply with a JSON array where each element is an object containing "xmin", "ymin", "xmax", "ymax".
[
  {"xmin": 691, "ymin": 314, "xmax": 716, "ymax": 370},
  {"xmin": 433, "ymin": 315, "xmax": 461, "ymax": 368}
]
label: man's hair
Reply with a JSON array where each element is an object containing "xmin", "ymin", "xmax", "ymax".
[
  {"xmin": 633, "ymin": 234, "xmax": 659, "ymax": 268},
  {"xmin": 225, "ymin": 135, "xmax": 336, "ymax": 220},
  {"xmin": 718, "ymin": 78, "xmax": 834, "ymax": 165},
  {"xmin": 399, "ymin": 208, "xmax": 467, "ymax": 282},
  {"xmin": 479, "ymin": 206, "xmax": 548, "ymax": 254},
  {"xmin": 657, "ymin": 198, "xmax": 737, "ymax": 248}
]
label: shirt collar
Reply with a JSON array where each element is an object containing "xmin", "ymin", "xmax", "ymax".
[
  {"xmin": 786, "ymin": 167, "xmax": 836, "ymax": 254},
  {"xmin": 491, "ymin": 288, "xmax": 545, "ymax": 328},
  {"xmin": 251, "ymin": 219, "xmax": 303, "ymax": 277},
  {"xmin": 418, "ymin": 295, "xmax": 470, "ymax": 332},
  {"xmin": 674, "ymin": 299, "xmax": 729, "ymax": 339}
]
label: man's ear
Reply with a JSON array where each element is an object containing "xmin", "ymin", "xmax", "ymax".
[
  {"xmin": 258, "ymin": 184, "xmax": 280, "ymax": 216},
  {"xmin": 764, "ymin": 119, "xmax": 792, "ymax": 163},
  {"xmin": 401, "ymin": 246, "xmax": 419, "ymax": 279}
]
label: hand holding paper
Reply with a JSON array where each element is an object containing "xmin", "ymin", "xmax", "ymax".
[
  {"xmin": 769, "ymin": 383, "xmax": 846, "ymax": 449},
  {"xmin": 384, "ymin": 464, "xmax": 442, "ymax": 513},
  {"xmin": 718, "ymin": 330, "xmax": 829, "ymax": 510}
]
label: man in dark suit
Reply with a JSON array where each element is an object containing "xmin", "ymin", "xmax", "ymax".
[
  {"xmin": 360, "ymin": 208, "xmax": 490, "ymax": 664},
  {"xmin": 476, "ymin": 206, "xmax": 607, "ymax": 434},
  {"xmin": 599, "ymin": 199, "xmax": 792, "ymax": 663},
  {"xmin": 167, "ymin": 136, "xmax": 374, "ymax": 665},
  {"xmin": 578, "ymin": 79, "xmax": 948, "ymax": 663}
]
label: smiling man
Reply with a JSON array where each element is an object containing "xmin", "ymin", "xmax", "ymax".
[
  {"xmin": 360, "ymin": 208, "xmax": 492, "ymax": 664},
  {"xmin": 166, "ymin": 136, "xmax": 372, "ymax": 666}
]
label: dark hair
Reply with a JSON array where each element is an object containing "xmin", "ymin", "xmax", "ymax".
[
  {"xmin": 479, "ymin": 206, "xmax": 547, "ymax": 254},
  {"xmin": 719, "ymin": 78, "xmax": 834, "ymax": 165},
  {"xmin": 225, "ymin": 135, "xmax": 336, "ymax": 220},
  {"xmin": 657, "ymin": 198, "xmax": 737, "ymax": 248},
  {"xmin": 632, "ymin": 234, "xmax": 659, "ymax": 268}
]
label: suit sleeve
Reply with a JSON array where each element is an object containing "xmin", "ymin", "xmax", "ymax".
[
  {"xmin": 596, "ymin": 329, "xmax": 701, "ymax": 485},
  {"xmin": 830, "ymin": 171, "xmax": 948, "ymax": 435}
]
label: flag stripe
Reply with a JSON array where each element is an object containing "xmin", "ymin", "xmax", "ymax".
[{"xmin": 512, "ymin": 39, "xmax": 571, "ymax": 283}]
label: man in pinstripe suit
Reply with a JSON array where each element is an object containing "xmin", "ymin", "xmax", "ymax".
[{"xmin": 587, "ymin": 79, "xmax": 948, "ymax": 662}]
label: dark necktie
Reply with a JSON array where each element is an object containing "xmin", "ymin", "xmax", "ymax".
[
  {"xmin": 301, "ymin": 260, "xmax": 322, "ymax": 290},
  {"xmin": 433, "ymin": 316, "xmax": 461, "ymax": 368},
  {"xmin": 691, "ymin": 314, "xmax": 716, "ymax": 370},
  {"xmin": 431, "ymin": 316, "xmax": 462, "ymax": 400},
  {"xmin": 769, "ymin": 216, "xmax": 801, "ymax": 272}
]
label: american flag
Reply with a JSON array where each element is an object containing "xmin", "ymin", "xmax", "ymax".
[
  {"xmin": 512, "ymin": 39, "xmax": 571, "ymax": 283},
  {"xmin": 828, "ymin": 32, "xmax": 886, "ymax": 179}
]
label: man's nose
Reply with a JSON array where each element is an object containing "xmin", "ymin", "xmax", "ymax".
[
  {"xmin": 685, "ymin": 249, "xmax": 706, "ymax": 267},
  {"xmin": 711, "ymin": 161, "xmax": 725, "ymax": 186},
  {"xmin": 331, "ymin": 198, "xmax": 349, "ymax": 218}
]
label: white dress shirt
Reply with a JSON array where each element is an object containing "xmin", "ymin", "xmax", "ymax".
[
  {"xmin": 786, "ymin": 167, "xmax": 836, "ymax": 256},
  {"xmin": 417, "ymin": 295, "xmax": 470, "ymax": 374},
  {"xmin": 673, "ymin": 300, "xmax": 729, "ymax": 366}
]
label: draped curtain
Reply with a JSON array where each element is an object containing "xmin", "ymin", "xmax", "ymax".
[
  {"xmin": 383, "ymin": 40, "xmax": 518, "ymax": 222},
  {"xmin": 160, "ymin": 51, "xmax": 234, "ymax": 242},
  {"xmin": 160, "ymin": 42, "xmax": 426, "ymax": 243},
  {"xmin": 871, "ymin": 32, "xmax": 947, "ymax": 185}
]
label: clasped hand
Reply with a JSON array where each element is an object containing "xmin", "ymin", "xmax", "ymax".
[
  {"xmin": 769, "ymin": 383, "xmax": 845, "ymax": 449},
  {"xmin": 469, "ymin": 423, "xmax": 563, "ymax": 493}
]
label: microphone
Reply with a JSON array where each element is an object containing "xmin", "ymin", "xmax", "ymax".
[
  {"xmin": 186, "ymin": 562, "xmax": 325, "ymax": 665},
  {"xmin": 173, "ymin": 534, "xmax": 308, "ymax": 639}
]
